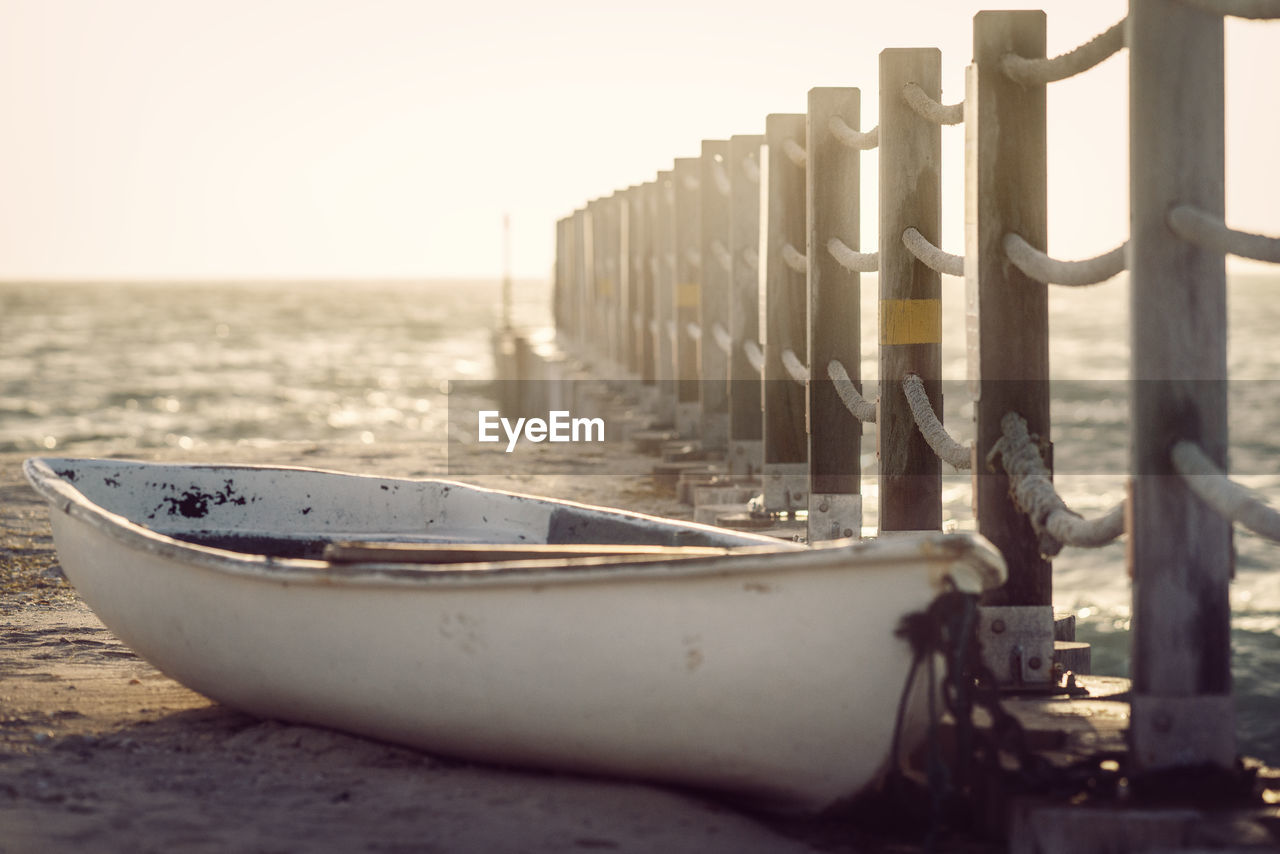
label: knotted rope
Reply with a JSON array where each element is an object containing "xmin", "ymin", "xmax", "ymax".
[
  {"xmin": 902, "ymin": 83, "xmax": 964, "ymax": 125},
  {"xmin": 828, "ymin": 359, "xmax": 877, "ymax": 423},
  {"xmin": 902, "ymin": 374, "xmax": 971, "ymax": 470},
  {"xmin": 987, "ymin": 412, "xmax": 1126, "ymax": 555},
  {"xmin": 903, "ymin": 228, "xmax": 964, "ymax": 277},
  {"xmin": 1171, "ymin": 441, "xmax": 1280, "ymax": 542},
  {"xmin": 1004, "ymin": 234, "xmax": 1127, "ymax": 286},
  {"xmin": 1168, "ymin": 205, "xmax": 1280, "ymax": 264},
  {"xmin": 827, "ymin": 238, "xmax": 879, "ymax": 273},
  {"xmin": 1001, "ymin": 18, "xmax": 1127, "ymax": 85},
  {"xmin": 829, "ymin": 116, "xmax": 879, "ymax": 150}
]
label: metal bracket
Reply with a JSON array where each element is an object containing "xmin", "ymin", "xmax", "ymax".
[
  {"xmin": 977, "ymin": 605, "xmax": 1056, "ymax": 687},
  {"xmin": 762, "ymin": 464, "xmax": 807, "ymax": 514},
  {"xmin": 808, "ymin": 493, "xmax": 862, "ymax": 541}
]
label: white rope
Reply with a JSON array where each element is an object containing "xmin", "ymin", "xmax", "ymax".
[
  {"xmin": 712, "ymin": 322, "xmax": 733, "ymax": 355},
  {"xmin": 902, "ymin": 374, "xmax": 971, "ymax": 470},
  {"xmin": 902, "ymin": 227, "xmax": 964, "ymax": 277},
  {"xmin": 711, "ymin": 157, "xmax": 732, "ymax": 197},
  {"xmin": 686, "ymin": 322, "xmax": 701, "ymax": 342},
  {"xmin": 743, "ymin": 339, "xmax": 764, "ymax": 374},
  {"xmin": 665, "ymin": 251, "xmax": 676, "ymax": 270},
  {"xmin": 1175, "ymin": 0, "xmax": 1280, "ymax": 18},
  {"xmin": 667, "ymin": 320, "xmax": 677, "ymax": 343},
  {"xmin": 827, "ymin": 238, "xmax": 879, "ymax": 273},
  {"xmin": 742, "ymin": 247, "xmax": 759, "ymax": 271},
  {"xmin": 782, "ymin": 242, "xmax": 809, "ymax": 275},
  {"xmin": 1168, "ymin": 205, "xmax": 1280, "ymax": 264},
  {"xmin": 1001, "ymin": 18, "xmax": 1127, "ymax": 85},
  {"xmin": 1004, "ymin": 233, "xmax": 1128, "ymax": 286},
  {"xmin": 682, "ymin": 173, "xmax": 700, "ymax": 192},
  {"xmin": 742, "ymin": 153, "xmax": 760, "ymax": 184},
  {"xmin": 780, "ymin": 348, "xmax": 808, "ymax": 384},
  {"xmin": 828, "ymin": 116, "xmax": 879, "ymax": 150},
  {"xmin": 685, "ymin": 247, "xmax": 702, "ymax": 269},
  {"xmin": 649, "ymin": 320, "xmax": 658, "ymax": 336},
  {"xmin": 1171, "ymin": 441, "xmax": 1280, "ymax": 541},
  {"xmin": 783, "ymin": 139, "xmax": 807, "ymax": 168},
  {"xmin": 711, "ymin": 239, "xmax": 733, "ymax": 273},
  {"xmin": 901, "ymin": 83, "xmax": 964, "ymax": 126},
  {"xmin": 827, "ymin": 359, "xmax": 877, "ymax": 423},
  {"xmin": 988, "ymin": 412, "xmax": 1126, "ymax": 555}
]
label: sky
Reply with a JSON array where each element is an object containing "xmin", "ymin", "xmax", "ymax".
[{"xmin": 0, "ymin": 0, "xmax": 1276, "ymax": 281}]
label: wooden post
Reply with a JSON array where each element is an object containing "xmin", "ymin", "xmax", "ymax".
[
  {"xmin": 969, "ymin": 12, "xmax": 1050, "ymax": 604},
  {"xmin": 806, "ymin": 87, "xmax": 863, "ymax": 541},
  {"xmin": 573, "ymin": 207, "xmax": 589, "ymax": 356},
  {"xmin": 1128, "ymin": 0, "xmax": 1234, "ymax": 773},
  {"xmin": 652, "ymin": 171, "xmax": 677, "ymax": 427},
  {"xmin": 878, "ymin": 49, "xmax": 941, "ymax": 533},
  {"xmin": 727, "ymin": 134, "xmax": 764, "ymax": 478},
  {"xmin": 586, "ymin": 198, "xmax": 604, "ymax": 366},
  {"xmin": 673, "ymin": 157, "xmax": 702, "ymax": 439},
  {"xmin": 761, "ymin": 114, "xmax": 808, "ymax": 512},
  {"xmin": 627, "ymin": 185, "xmax": 650, "ymax": 381},
  {"xmin": 637, "ymin": 183, "xmax": 657, "ymax": 387},
  {"xmin": 699, "ymin": 140, "xmax": 732, "ymax": 456},
  {"xmin": 611, "ymin": 191, "xmax": 631, "ymax": 379}
]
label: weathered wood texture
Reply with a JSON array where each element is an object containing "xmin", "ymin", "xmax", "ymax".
[
  {"xmin": 652, "ymin": 171, "xmax": 676, "ymax": 421},
  {"xmin": 806, "ymin": 87, "xmax": 862, "ymax": 500},
  {"xmin": 878, "ymin": 49, "xmax": 942, "ymax": 532},
  {"xmin": 1128, "ymin": 0, "xmax": 1234, "ymax": 771},
  {"xmin": 673, "ymin": 157, "xmax": 702, "ymax": 432},
  {"xmin": 727, "ymin": 134, "xmax": 764, "ymax": 474},
  {"xmin": 699, "ymin": 140, "xmax": 731, "ymax": 454},
  {"xmin": 968, "ymin": 12, "xmax": 1051, "ymax": 606},
  {"xmin": 762, "ymin": 114, "xmax": 808, "ymax": 469},
  {"xmin": 632, "ymin": 184, "xmax": 656, "ymax": 384}
]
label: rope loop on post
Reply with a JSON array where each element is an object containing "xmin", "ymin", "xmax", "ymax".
[
  {"xmin": 685, "ymin": 247, "xmax": 702, "ymax": 270},
  {"xmin": 1171, "ymin": 441, "xmax": 1280, "ymax": 541},
  {"xmin": 742, "ymin": 153, "xmax": 760, "ymax": 184},
  {"xmin": 902, "ymin": 374, "xmax": 971, "ymax": 470},
  {"xmin": 782, "ymin": 138, "xmax": 807, "ymax": 168},
  {"xmin": 711, "ymin": 322, "xmax": 733, "ymax": 356},
  {"xmin": 902, "ymin": 227, "xmax": 964, "ymax": 277},
  {"xmin": 742, "ymin": 247, "xmax": 759, "ymax": 271},
  {"xmin": 828, "ymin": 116, "xmax": 880, "ymax": 150},
  {"xmin": 1174, "ymin": 0, "xmax": 1280, "ymax": 18},
  {"xmin": 682, "ymin": 173, "xmax": 700, "ymax": 192},
  {"xmin": 1168, "ymin": 205, "xmax": 1280, "ymax": 263},
  {"xmin": 901, "ymin": 83, "xmax": 964, "ymax": 125},
  {"xmin": 743, "ymin": 339, "xmax": 765, "ymax": 374},
  {"xmin": 782, "ymin": 243, "xmax": 809, "ymax": 274},
  {"xmin": 780, "ymin": 349, "xmax": 809, "ymax": 384},
  {"xmin": 686, "ymin": 322, "xmax": 701, "ymax": 342},
  {"xmin": 827, "ymin": 238, "xmax": 879, "ymax": 273},
  {"xmin": 987, "ymin": 412, "xmax": 1126, "ymax": 555},
  {"xmin": 1004, "ymin": 234, "xmax": 1128, "ymax": 286},
  {"xmin": 827, "ymin": 360, "xmax": 877, "ymax": 423},
  {"xmin": 1001, "ymin": 18, "xmax": 1127, "ymax": 85}
]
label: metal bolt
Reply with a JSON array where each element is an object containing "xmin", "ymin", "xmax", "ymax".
[
  {"xmin": 818, "ymin": 499, "xmax": 830, "ymax": 513},
  {"xmin": 1028, "ymin": 656, "xmax": 1043, "ymax": 670},
  {"xmin": 991, "ymin": 619, "xmax": 1006, "ymax": 634},
  {"xmin": 842, "ymin": 528, "xmax": 854, "ymax": 538}
]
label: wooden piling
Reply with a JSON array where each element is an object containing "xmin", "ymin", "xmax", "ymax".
[
  {"xmin": 699, "ymin": 140, "xmax": 732, "ymax": 456},
  {"xmin": 878, "ymin": 49, "xmax": 942, "ymax": 532},
  {"xmin": 652, "ymin": 171, "xmax": 677, "ymax": 426},
  {"xmin": 1128, "ymin": 0, "xmax": 1234, "ymax": 773},
  {"xmin": 762, "ymin": 114, "xmax": 808, "ymax": 512},
  {"xmin": 968, "ymin": 12, "xmax": 1051, "ymax": 605},
  {"xmin": 806, "ymin": 87, "xmax": 863, "ymax": 541},
  {"xmin": 673, "ymin": 157, "xmax": 703, "ymax": 438},
  {"xmin": 727, "ymin": 134, "xmax": 764, "ymax": 478},
  {"xmin": 630, "ymin": 184, "xmax": 655, "ymax": 384}
]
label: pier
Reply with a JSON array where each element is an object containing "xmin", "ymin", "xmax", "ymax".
[{"xmin": 499, "ymin": 2, "xmax": 1280, "ymax": 848}]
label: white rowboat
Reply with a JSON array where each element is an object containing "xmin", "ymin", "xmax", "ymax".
[{"xmin": 24, "ymin": 456, "xmax": 1005, "ymax": 813}]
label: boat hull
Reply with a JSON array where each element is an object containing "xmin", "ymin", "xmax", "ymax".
[{"xmin": 26, "ymin": 457, "xmax": 1005, "ymax": 812}]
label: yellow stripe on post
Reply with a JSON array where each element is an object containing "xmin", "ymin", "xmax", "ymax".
[
  {"xmin": 879, "ymin": 298, "xmax": 941, "ymax": 345},
  {"xmin": 677, "ymin": 282, "xmax": 700, "ymax": 308}
]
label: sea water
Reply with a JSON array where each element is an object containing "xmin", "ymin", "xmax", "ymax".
[{"xmin": 1, "ymin": 275, "xmax": 1277, "ymax": 763}]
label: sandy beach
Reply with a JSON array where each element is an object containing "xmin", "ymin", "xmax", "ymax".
[{"xmin": 0, "ymin": 442, "xmax": 929, "ymax": 854}]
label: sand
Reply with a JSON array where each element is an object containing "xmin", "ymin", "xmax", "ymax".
[{"xmin": 0, "ymin": 443, "xmax": 916, "ymax": 854}]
